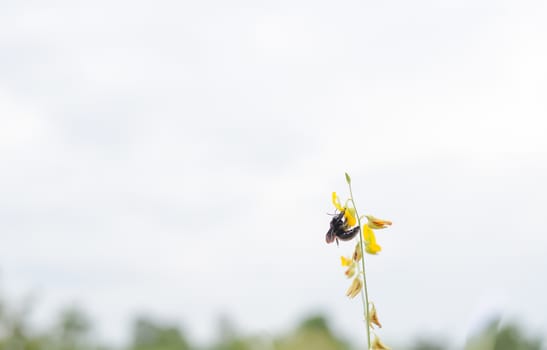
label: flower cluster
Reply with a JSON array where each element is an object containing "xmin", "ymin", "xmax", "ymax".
[
  {"xmin": 331, "ymin": 192, "xmax": 391, "ymax": 256},
  {"xmin": 327, "ymin": 174, "xmax": 393, "ymax": 350}
]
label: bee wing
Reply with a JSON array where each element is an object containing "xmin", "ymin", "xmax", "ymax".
[{"xmin": 325, "ymin": 228, "xmax": 336, "ymax": 244}]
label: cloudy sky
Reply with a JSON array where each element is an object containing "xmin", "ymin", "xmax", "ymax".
[{"xmin": 1, "ymin": 0, "xmax": 546, "ymax": 348}]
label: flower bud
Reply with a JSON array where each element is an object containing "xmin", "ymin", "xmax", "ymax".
[
  {"xmin": 369, "ymin": 302, "xmax": 382, "ymax": 328},
  {"xmin": 352, "ymin": 243, "xmax": 362, "ymax": 262},
  {"xmin": 371, "ymin": 335, "xmax": 391, "ymax": 350},
  {"xmin": 344, "ymin": 265, "xmax": 356, "ymax": 278},
  {"xmin": 345, "ymin": 277, "xmax": 362, "ymax": 298}
]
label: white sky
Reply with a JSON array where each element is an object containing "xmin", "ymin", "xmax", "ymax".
[{"xmin": 1, "ymin": 0, "xmax": 546, "ymax": 348}]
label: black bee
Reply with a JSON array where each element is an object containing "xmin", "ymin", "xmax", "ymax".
[{"xmin": 325, "ymin": 210, "xmax": 361, "ymax": 245}]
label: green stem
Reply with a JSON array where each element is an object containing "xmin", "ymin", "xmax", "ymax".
[{"xmin": 348, "ymin": 182, "xmax": 371, "ymax": 349}]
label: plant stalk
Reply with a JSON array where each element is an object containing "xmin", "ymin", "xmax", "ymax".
[{"xmin": 348, "ymin": 182, "xmax": 371, "ymax": 349}]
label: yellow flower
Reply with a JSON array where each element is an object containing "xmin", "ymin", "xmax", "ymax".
[
  {"xmin": 363, "ymin": 224, "xmax": 382, "ymax": 255},
  {"xmin": 369, "ymin": 302, "xmax": 382, "ymax": 328},
  {"xmin": 332, "ymin": 192, "xmax": 357, "ymax": 227},
  {"xmin": 371, "ymin": 335, "xmax": 391, "ymax": 350},
  {"xmin": 345, "ymin": 277, "xmax": 362, "ymax": 298},
  {"xmin": 365, "ymin": 215, "xmax": 392, "ymax": 229},
  {"xmin": 332, "ymin": 192, "xmax": 344, "ymax": 211}
]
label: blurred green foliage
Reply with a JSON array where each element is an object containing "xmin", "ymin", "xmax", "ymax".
[
  {"xmin": 131, "ymin": 318, "xmax": 190, "ymax": 350},
  {"xmin": 0, "ymin": 295, "xmax": 543, "ymax": 350},
  {"xmin": 408, "ymin": 337, "xmax": 446, "ymax": 350},
  {"xmin": 273, "ymin": 315, "xmax": 349, "ymax": 350},
  {"xmin": 464, "ymin": 318, "xmax": 543, "ymax": 350}
]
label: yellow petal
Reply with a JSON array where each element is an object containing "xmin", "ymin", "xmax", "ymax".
[
  {"xmin": 341, "ymin": 256, "xmax": 352, "ymax": 267},
  {"xmin": 371, "ymin": 335, "xmax": 391, "ymax": 350},
  {"xmin": 363, "ymin": 224, "xmax": 375, "ymax": 244},
  {"xmin": 344, "ymin": 207, "xmax": 357, "ymax": 227},
  {"xmin": 332, "ymin": 192, "xmax": 344, "ymax": 211},
  {"xmin": 366, "ymin": 242, "xmax": 382, "ymax": 255},
  {"xmin": 366, "ymin": 215, "xmax": 392, "ymax": 229},
  {"xmin": 363, "ymin": 225, "xmax": 382, "ymax": 255}
]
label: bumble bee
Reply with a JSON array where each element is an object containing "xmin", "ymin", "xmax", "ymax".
[{"xmin": 325, "ymin": 210, "xmax": 361, "ymax": 245}]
